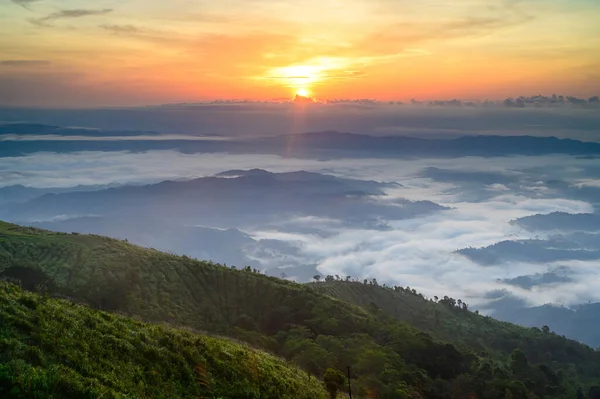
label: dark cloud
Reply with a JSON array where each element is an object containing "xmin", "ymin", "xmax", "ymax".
[
  {"xmin": 31, "ymin": 8, "xmax": 113, "ymax": 26},
  {"xmin": 11, "ymin": 0, "xmax": 40, "ymax": 10},
  {"xmin": 1, "ymin": 60, "xmax": 50, "ymax": 66},
  {"xmin": 99, "ymin": 24, "xmax": 140, "ymax": 34},
  {"xmin": 97, "ymin": 24, "xmax": 178, "ymax": 45}
]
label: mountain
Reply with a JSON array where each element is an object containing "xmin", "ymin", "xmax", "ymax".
[
  {"xmin": 1, "ymin": 221, "xmax": 599, "ymax": 398},
  {"xmin": 0, "ymin": 184, "xmax": 118, "ymax": 206},
  {"xmin": 0, "ymin": 281, "xmax": 327, "ymax": 399},
  {"xmin": 3, "ymin": 123, "xmax": 600, "ymax": 159},
  {"xmin": 491, "ymin": 302, "xmax": 600, "ymax": 349},
  {"xmin": 456, "ymin": 239, "xmax": 600, "ymax": 265},
  {"xmin": 0, "ymin": 122, "xmax": 160, "ymax": 136},
  {"xmin": 1, "ymin": 169, "xmax": 443, "ymax": 280},
  {"xmin": 511, "ymin": 212, "xmax": 600, "ymax": 232},
  {"xmin": 2, "ymin": 169, "xmax": 439, "ymax": 229}
]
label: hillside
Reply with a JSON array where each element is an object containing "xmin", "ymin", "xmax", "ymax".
[
  {"xmin": 0, "ymin": 281, "xmax": 327, "ymax": 399},
  {"xmin": 1, "ymin": 221, "xmax": 600, "ymax": 398},
  {"xmin": 310, "ymin": 280, "xmax": 597, "ymax": 356}
]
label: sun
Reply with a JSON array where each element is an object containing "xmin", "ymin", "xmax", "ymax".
[{"xmin": 296, "ymin": 88, "xmax": 310, "ymax": 97}]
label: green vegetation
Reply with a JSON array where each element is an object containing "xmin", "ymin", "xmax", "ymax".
[
  {"xmin": 0, "ymin": 282, "xmax": 327, "ymax": 398},
  {"xmin": 1, "ymin": 220, "xmax": 600, "ymax": 398},
  {"xmin": 323, "ymin": 368, "xmax": 346, "ymax": 399},
  {"xmin": 310, "ymin": 278, "xmax": 599, "ymax": 364}
]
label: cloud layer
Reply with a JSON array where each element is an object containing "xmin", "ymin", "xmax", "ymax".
[{"xmin": 2, "ymin": 149, "xmax": 599, "ymax": 312}]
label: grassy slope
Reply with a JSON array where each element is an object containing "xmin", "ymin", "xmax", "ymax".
[
  {"xmin": 1, "ymin": 221, "xmax": 599, "ymax": 397},
  {"xmin": 0, "ymin": 281, "xmax": 327, "ymax": 399},
  {"xmin": 0, "ymin": 221, "xmax": 370, "ymax": 338}
]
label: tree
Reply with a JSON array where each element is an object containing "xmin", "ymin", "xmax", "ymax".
[
  {"xmin": 590, "ymin": 386, "xmax": 600, "ymax": 399},
  {"xmin": 313, "ymin": 275, "xmax": 321, "ymax": 283},
  {"xmin": 324, "ymin": 368, "xmax": 346, "ymax": 399},
  {"xmin": 511, "ymin": 349, "xmax": 529, "ymax": 376},
  {"xmin": 541, "ymin": 325, "xmax": 550, "ymax": 334}
]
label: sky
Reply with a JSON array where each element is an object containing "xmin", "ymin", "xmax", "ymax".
[{"xmin": 1, "ymin": 0, "xmax": 600, "ymax": 106}]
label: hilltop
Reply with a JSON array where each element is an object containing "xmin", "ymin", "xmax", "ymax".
[{"xmin": 1, "ymin": 221, "xmax": 599, "ymax": 398}]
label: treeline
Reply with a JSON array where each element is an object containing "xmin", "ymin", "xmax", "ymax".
[{"xmin": 314, "ymin": 274, "xmax": 471, "ymax": 310}]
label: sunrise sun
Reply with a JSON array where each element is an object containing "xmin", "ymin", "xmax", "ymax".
[{"xmin": 296, "ymin": 88, "xmax": 310, "ymax": 97}]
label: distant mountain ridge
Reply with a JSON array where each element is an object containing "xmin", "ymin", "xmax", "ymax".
[
  {"xmin": 2, "ymin": 123, "xmax": 600, "ymax": 158},
  {"xmin": 1, "ymin": 169, "xmax": 441, "ymax": 230},
  {"xmin": 492, "ymin": 302, "xmax": 600, "ymax": 348},
  {"xmin": 0, "ymin": 122, "xmax": 160, "ymax": 137},
  {"xmin": 0, "ymin": 183, "xmax": 119, "ymax": 206}
]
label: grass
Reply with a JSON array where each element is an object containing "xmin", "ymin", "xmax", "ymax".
[{"xmin": 0, "ymin": 281, "xmax": 327, "ymax": 399}]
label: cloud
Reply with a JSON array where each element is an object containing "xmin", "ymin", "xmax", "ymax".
[
  {"xmin": 98, "ymin": 24, "xmax": 183, "ymax": 46},
  {"xmin": 31, "ymin": 8, "xmax": 113, "ymax": 26},
  {"xmin": 99, "ymin": 24, "xmax": 140, "ymax": 34},
  {"xmin": 1, "ymin": 60, "xmax": 50, "ymax": 66},
  {"xmin": 3, "ymin": 128, "xmax": 600, "ymax": 313},
  {"xmin": 11, "ymin": 0, "xmax": 40, "ymax": 10}
]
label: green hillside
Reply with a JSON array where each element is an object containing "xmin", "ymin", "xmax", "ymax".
[
  {"xmin": 1, "ymin": 220, "xmax": 600, "ymax": 398},
  {"xmin": 0, "ymin": 281, "xmax": 327, "ymax": 399},
  {"xmin": 310, "ymin": 279, "xmax": 594, "ymax": 358}
]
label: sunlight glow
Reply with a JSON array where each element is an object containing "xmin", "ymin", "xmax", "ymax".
[
  {"xmin": 269, "ymin": 65, "xmax": 322, "ymax": 89},
  {"xmin": 296, "ymin": 88, "xmax": 310, "ymax": 97}
]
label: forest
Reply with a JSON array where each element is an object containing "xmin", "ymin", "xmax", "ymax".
[{"xmin": 1, "ymin": 221, "xmax": 600, "ymax": 398}]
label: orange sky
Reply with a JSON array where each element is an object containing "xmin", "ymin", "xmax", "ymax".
[{"xmin": 0, "ymin": 0, "xmax": 599, "ymax": 106}]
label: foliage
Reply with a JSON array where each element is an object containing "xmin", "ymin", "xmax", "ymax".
[
  {"xmin": 311, "ymin": 280, "xmax": 600, "ymax": 377},
  {"xmin": 323, "ymin": 368, "xmax": 345, "ymax": 399},
  {"xmin": 0, "ymin": 281, "xmax": 327, "ymax": 399},
  {"xmin": 1, "ymin": 220, "xmax": 599, "ymax": 398}
]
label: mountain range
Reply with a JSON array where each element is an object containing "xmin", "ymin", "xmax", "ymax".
[{"xmin": 3, "ymin": 123, "xmax": 600, "ymax": 159}]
